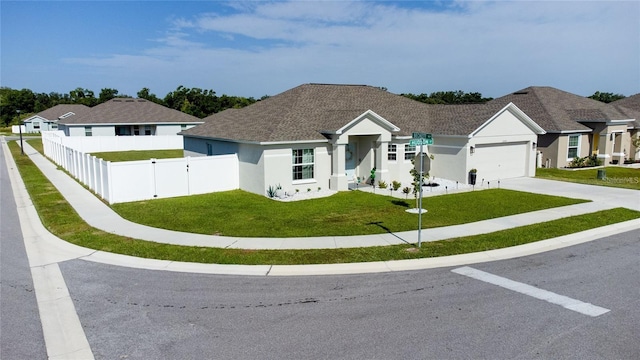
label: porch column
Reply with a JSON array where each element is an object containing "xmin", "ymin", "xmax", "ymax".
[
  {"xmin": 375, "ymin": 139, "xmax": 390, "ymax": 184},
  {"xmin": 330, "ymin": 143, "xmax": 348, "ymax": 191}
]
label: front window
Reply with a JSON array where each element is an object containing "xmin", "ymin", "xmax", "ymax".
[
  {"xmin": 33, "ymin": 122, "xmax": 40, "ymax": 129},
  {"xmin": 404, "ymin": 144, "xmax": 416, "ymax": 160},
  {"xmin": 568, "ymin": 134, "xmax": 580, "ymax": 159},
  {"xmin": 144, "ymin": 125, "xmax": 151, "ymax": 135},
  {"xmin": 84, "ymin": 126, "xmax": 92, "ymax": 137},
  {"xmin": 133, "ymin": 125, "xmax": 140, "ymax": 136},
  {"xmin": 292, "ymin": 149, "xmax": 314, "ymax": 180},
  {"xmin": 388, "ymin": 144, "xmax": 397, "ymax": 161}
]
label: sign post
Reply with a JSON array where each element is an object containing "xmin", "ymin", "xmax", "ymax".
[{"xmin": 411, "ymin": 133, "xmax": 432, "ymax": 247}]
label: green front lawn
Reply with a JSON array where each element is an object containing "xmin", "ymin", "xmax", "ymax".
[
  {"xmin": 90, "ymin": 149, "xmax": 184, "ymax": 162},
  {"xmin": 8, "ymin": 141, "xmax": 640, "ymax": 265},
  {"xmin": 536, "ymin": 167, "xmax": 640, "ymax": 190},
  {"xmin": 111, "ymin": 189, "xmax": 588, "ymax": 237}
]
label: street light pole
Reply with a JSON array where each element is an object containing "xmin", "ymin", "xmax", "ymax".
[{"xmin": 17, "ymin": 110, "xmax": 24, "ymax": 155}]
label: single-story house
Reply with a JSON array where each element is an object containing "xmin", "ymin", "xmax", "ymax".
[
  {"xmin": 181, "ymin": 84, "xmax": 544, "ymax": 196},
  {"xmin": 56, "ymin": 98, "xmax": 203, "ymax": 136},
  {"xmin": 20, "ymin": 104, "xmax": 91, "ymax": 133},
  {"xmin": 609, "ymin": 94, "xmax": 640, "ymax": 160},
  {"xmin": 488, "ymin": 87, "xmax": 638, "ymax": 167}
]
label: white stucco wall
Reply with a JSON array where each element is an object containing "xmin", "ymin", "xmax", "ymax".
[{"xmin": 429, "ymin": 136, "xmax": 469, "ymax": 184}]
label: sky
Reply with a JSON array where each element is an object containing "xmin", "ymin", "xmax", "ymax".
[{"xmin": 1, "ymin": 0, "xmax": 639, "ymax": 99}]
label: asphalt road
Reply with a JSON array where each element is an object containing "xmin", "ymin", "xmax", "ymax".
[
  {"xmin": 56, "ymin": 229, "xmax": 639, "ymax": 360},
  {"xmin": 0, "ymin": 145, "xmax": 47, "ymax": 359}
]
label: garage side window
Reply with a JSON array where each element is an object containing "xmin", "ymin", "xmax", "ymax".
[
  {"xmin": 404, "ymin": 144, "xmax": 416, "ymax": 160},
  {"xmin": 84, "ymin": 126, "xmax": 92, "ymax": 137},
  {"xmin": 293, "ymin": 149, "xmax": 314, "ymax": 180},
  {"xmin": 567, "ymin": 134, "xmax": 580, "ymax": 159}
]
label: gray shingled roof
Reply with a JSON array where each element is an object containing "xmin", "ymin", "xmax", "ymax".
[
  {"xmin": 610, "ymin": 94, "xmax": 640, "ymax": 128},
  {"xmin": 182, "ymin": 84, "xmax": 510, "ymax": 143},
  {"xmin": 488, "ymin": 86, "xmax": 631, "ymax": 133},
  {"xmin": 32, "ymin": 104, "xmax": 91, "ymax": 121},
  {"xmin": 58, "ymin": 98, "xmax": 202, "ymax": 125}
]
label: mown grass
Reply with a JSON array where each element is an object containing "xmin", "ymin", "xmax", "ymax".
[
  {"xmin": 536, "ymin": 167, "xmax": 640, "ymax": 190},
  {"xmin": 112, "ymin": 189, "xmax": 589, "ymax": 237},
  {"xmin": 9, "ymin": 140, "xmax": 640, "ymax": 265},
  {"xmin": 90, "ymin": 149, "xmax": 184, "ymax": 162}
]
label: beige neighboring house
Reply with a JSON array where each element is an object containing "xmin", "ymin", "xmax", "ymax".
[
  {"xmin": 182, "ymin": 84, "xmax": 544, "ymax": 196},
  {"xmin": 489, "ymin": 87, "xmax": 637, "ymax": 167},
  {"xmin": 56, "ymin": 98, "xmax": 203, "ymax": 136},
  {"xmin": 20, "ymin": 104, "xmax": 91, "ymax": 133},
  {"xmin": 609, "ymin": 94, "xmax": 640, "ymax": 161}
]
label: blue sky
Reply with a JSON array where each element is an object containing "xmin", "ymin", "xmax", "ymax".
[{"xmin": 1, "ymin": 1, "xmax": 639, "ymax": 99}]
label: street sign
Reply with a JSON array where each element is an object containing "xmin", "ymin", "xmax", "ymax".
[
  {"xmin": 412, "ymin": 132, "xmax": 433, "ymax": 140},
  {"xmin": 409, "ymin": 138, "xmax": 433, "ymax": 146}
]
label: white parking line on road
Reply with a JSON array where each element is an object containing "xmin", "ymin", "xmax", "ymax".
[{"xmin": 451, "ymin": 266, "xmax": 610, "ymax": 317}]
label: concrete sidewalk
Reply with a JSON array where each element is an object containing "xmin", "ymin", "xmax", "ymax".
[{"xmin": 4, "ymin": 138, "xmax": 639, "ymax": 275}]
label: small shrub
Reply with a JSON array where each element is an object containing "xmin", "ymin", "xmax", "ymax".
[
  {"xmin": 585, "ymin": 154, "xmax": 602, "ymax": 167},
  {"xmin": 378, "ymin": 180, "xmax": 387, "ymax": 189},
  {"xmin": 392, "ymin": 180, "xmax": 402, "ymax": 191},
  {"xmin": 307, "ymin": 188, "xmax": 311, "ymax": 192},
  {"xmin": 317, "ymin": 187, "xmax": 321, "ymax": 191},
  {"xmin": 266, "ymin": 184, "xmax": 282, "ymax": 198},
  {"xmin": 402, "ymin": 186, "xmax": 411, "ymax": 199},
  {"xmin": 569, "ymin": 156, "xmax": 585, "ymax": 168},
  {"xmin": 295, "ymin": 189, "xmax": 299, "ymax": 193}
]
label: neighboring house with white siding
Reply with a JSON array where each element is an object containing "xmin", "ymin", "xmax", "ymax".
[
  {"xmin": 56, "ymin": 98, "xmax": 203, "ymax": 137},
  {"xmin": 20, "ymin": 104, "xmax": 90, "ymax": 133}
]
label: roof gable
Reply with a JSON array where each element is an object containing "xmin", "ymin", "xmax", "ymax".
[
  {"xmin": 470, "ymin": 103, "xmax": 545, "ymax": 138},
  {"xmin": 333, "ymin": 110, "xmax": 400, "ymax": 135}
]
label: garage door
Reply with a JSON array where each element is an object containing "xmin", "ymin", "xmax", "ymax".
[{"xmin": 473, "ymin": 142, "xmax": 528, "ymax": 181}]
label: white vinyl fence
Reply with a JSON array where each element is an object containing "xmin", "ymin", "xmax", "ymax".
[{"xmin": 42, "ymin": 131, "xmax": 239, "ymax": 204}]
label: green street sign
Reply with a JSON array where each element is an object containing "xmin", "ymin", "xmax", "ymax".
[
  {"xmin": 409, "ymin": 138, "xmax": 433, "ymax": 146},
  {"xmin": 412, "ymin": 132, "xmax": 433, "ymax": 140}
]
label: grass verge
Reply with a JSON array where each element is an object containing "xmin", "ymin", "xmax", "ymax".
[
  {"xmin": 536, "ymin": 167, "xmax": 640, "ymax": 190},
  {"xmin": 8, "ymin": 140, "xmax": 640, "ymax": 265}
]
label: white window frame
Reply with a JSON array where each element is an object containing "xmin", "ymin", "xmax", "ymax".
[
  {"xmin": 388, "ymin": 144, "xmax": 397, "ymax": 161},
  {"xmin": 567, "ymin": 134, "xmax": 580, "ymax": 160},
  {"xmin": 84, "ymin": 126, "xmax": 92, "ymax": 137},
  {"xmin": 292, "ymin": 148, "xmax": 315, "ymax": 183},
  {"xmin": 404, "ymin": 144, "xmax": 416, "ymax": 161}
]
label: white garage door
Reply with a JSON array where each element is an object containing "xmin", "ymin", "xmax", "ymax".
[{"xmin": 473, "ymin": 142, "xmax": 528, "ymax": 181}]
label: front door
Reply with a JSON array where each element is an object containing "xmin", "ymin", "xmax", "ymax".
[{"xmin": 345, "ymin": 142, "xmax": 357, "ymax": 182}]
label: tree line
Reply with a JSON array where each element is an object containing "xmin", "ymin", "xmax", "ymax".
[
  {"xmin": 0, "ymin": 86, "xmax": 261, "ymax": 126},
  {"xmin": 0, "ymin": 86, "xmax": 627, "ymax": 127}
]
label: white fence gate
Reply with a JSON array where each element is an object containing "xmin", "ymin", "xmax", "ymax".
[{"xmin": 42, "ymin": 131, "xmax": 239, "ymax": 204}]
